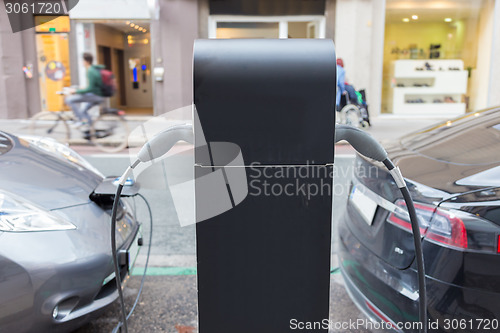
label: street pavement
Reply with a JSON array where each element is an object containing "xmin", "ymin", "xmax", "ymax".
[
  {"xmin": 72, "ymin": 150, "xmax": 393, "ymax": 332},
  {"xmin": 74, "ymin": 153, "xmax": 370, "ymax": 333},
  {"xmin": 0, "ymin": 113, "xmax": 448, "ymax": 147},
  {"xmin": 1, "ymin": 114, "xmax": 449, "ymax": 332}
]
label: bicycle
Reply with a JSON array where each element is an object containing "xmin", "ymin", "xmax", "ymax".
[{"xmin": 29, "ymin": 87, "xmax": 129, "ymax": 153}]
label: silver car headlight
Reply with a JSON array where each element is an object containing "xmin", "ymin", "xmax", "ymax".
[
  {"xmin": 20, "ymin": 135, "xmax": 104, "ymax": 178},
  {"xmin": 0, "ymin": 191, "xmax": 76, "ymax": 232}
]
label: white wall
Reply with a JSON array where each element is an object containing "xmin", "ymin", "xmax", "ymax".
[
  {"xmin": 470, "ymin": 0, "xmax": 495, "ymax": 111},
  {"xmin": 335, "ymin": 0, "xmax": 386, "ymax": 116},
  {"xmin": 488, "ymin": 0, "xmax": 500, "ymax": 107},
  {"xmin": 335, "ymin": 0, "xmax": 371, "ymax": 88},
  {"xmin": 75, "ymin": 22, "xmax": 97, "ymax": 89}
]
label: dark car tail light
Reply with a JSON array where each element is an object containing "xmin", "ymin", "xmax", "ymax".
[{"xmin": 387, "ymin": 199, "xmax": 468, "ymax": 249}]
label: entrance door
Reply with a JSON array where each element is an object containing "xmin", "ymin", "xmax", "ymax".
[{"xmin": 35, "ymin": 16, "xmax": 71, "ymax": 112}]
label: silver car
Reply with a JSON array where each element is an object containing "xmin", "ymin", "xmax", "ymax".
[{"xmin": 0, "ymin": 131, "xmax": 141, "ymax": 332}]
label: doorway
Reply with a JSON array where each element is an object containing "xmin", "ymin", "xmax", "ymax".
[
  {"xmin": 76, "ymin": 20, "xmax": 153, "ymax": 115},
  {"xmin": 98, "ymin": 45, "xmax": 127, "ymax": 108},
  {"xmin": 35, "ymin": 16, "xmax": 72, "ymax": 112}
]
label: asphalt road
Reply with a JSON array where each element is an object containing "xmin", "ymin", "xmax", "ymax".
[{"xmin": 74, "ymin": 148, "xmax": 373, "ymax": 333}]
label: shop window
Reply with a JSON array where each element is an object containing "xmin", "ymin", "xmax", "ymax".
[{"xmin": 381, "ymin": 0, "xmax": 490, "ymax": 115}]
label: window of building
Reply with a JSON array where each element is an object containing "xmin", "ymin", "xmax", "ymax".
[
  {"xmin": 209, "ymin": 16, "xmax": 325, "ymax": 39},
  {"xmin": 381, "ymin": 0, "xmax": 494, "ymax": 116}
]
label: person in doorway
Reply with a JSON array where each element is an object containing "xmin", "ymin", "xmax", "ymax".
[
  {"xmin": 337, "ymin": 58, "xmax": 361, "ymax": 106},
  {"xmin": 65, "ymin": 53, "xmax": 105, "ymax": 127},
  {"xmin": 336, "ymin": 58, "xmax": 346, "ymax": 110}
]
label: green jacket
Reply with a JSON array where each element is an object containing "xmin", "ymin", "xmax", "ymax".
[{"xmin": 77, "ymin": 65, "xmax": 105, "ymax": 96}]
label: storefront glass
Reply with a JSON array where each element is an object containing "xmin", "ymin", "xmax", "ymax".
[{"xmin": 381, "ymin": 0, "xmax": 494, "ymax": 116}]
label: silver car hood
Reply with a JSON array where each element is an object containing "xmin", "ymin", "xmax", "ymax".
[{"xmin": 0, "ymin": 134, "xmax": 102, "ymax": 210}]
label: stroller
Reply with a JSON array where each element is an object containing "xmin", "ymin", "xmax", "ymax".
[{"xmin": 337, "ymin": 86, "xmax": 371, "ymax": 129}]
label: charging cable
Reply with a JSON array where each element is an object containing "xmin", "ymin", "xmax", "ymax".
[
  {"xmin": 110, "ymin": 124, "xmax": 194, "ymax": 333},
  {"xmin": 111, "ymin": 193, "xmax": 153, "ymax": 333},
  {"xmin": 335, "ymin": 124, "xmax": 427, "ymax": 333},
  {"xmin": 109, "ymin": 123, "xmax": 424, "ymax": 331}
]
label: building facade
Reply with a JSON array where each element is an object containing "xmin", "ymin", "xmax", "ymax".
[{"xmin": 0, "ymin": 0, "xmax": 499, "ymax": 119}]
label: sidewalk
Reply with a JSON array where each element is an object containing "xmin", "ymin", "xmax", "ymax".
[
  {"xmin": 0, "ymin": 115, "xmax": 178, "ymax": 149},
  {"xmin": 0, "ymin": 114, "xmax": 448, "ymax": 150}
]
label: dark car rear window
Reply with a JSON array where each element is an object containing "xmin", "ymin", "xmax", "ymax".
[{"xmin": 400, "ymin": 109, "xmax": 500, "ymax": 165}]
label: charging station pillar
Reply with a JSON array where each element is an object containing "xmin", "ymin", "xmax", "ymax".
[{"xmin": 194, "ymin": 39, "xmax": 336, "ymax": 333}]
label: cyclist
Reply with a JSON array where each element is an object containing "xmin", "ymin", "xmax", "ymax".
[{"xmin": 65, "ymin": 53, "xmax": 105, "ymax": 128}]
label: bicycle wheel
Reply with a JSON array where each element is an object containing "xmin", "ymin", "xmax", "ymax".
[
  {"xmin": 90, "ymin": 113, "xmax": 129, "ymax": 153},
  {"xmin": 341, "ymin": 105, "xmax": 362, "ymax": 128},
  {"xmin": 29, "ymin": 111, "xmax": 70, "ymax": 143}
]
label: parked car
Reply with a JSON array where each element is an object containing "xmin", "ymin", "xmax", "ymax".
[
  {"xmin": 338, "ymin": 107, "xmax": 500, "ymax": 332},
  {"xmin": 0, "ymin": 132, "xmax": 141, "ymax": 332}
]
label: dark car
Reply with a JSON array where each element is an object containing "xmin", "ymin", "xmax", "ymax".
[
  {"xmin": 0, "ymin": 132, "xmax": 141, "ymax": 332},
  {"xmin": 338, "ymin": 108, "xmax": 500, "ymax": 332}
]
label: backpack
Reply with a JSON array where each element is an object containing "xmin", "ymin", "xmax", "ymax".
[{"xmin": 100, "ymin": 69, "xmax": 117, "ymax": 97}]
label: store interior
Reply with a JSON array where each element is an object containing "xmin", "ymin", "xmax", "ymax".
[
  {"xmin": 94, "ymin": 21, "xmax": 153, "ymax": 115},
  {"xmin": 382, "ymin": 0, "xmax": 495, "ymax": 115}
]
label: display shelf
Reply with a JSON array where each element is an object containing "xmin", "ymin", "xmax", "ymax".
[
  {"xmin": 395, "ymin": 77, "xmax": 435, "ymax": 87},
  {"xmin": 392, "ymin": 60, "xmax": 468, "ymax": 116},
  {"xmin": 404, "ymin": 93, "xmax": 461, "ymax": 104},
  {"xmin": 396, "ymin": 103, "xmax": 466, "ymax": 115}
]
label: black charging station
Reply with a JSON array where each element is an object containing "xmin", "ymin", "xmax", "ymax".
[{"xmin": 193, "ymin": 39, "xmax": 336, "ymax": 332}]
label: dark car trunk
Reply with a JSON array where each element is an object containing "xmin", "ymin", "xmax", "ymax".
[
  {"xmin": 347, "ymin": 109, "xmax": 500, "ymax": 270},
  {"xmin": 347, "ymin": 156, "xmax": 437, "ymax": 269}
]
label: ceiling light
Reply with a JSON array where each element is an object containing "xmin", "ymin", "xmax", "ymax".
[
  {"xmin": 134, "ymin": 26, "xmax": 140, "ymax": 29},
  {"xmin": 402, "ymin": 18, "xmax": 410, "ymax": 22},
  {"xmin": 130, "ymin": 23, "xmax": 135, "ymax": 28},
  {"xmin": 412, "ymin": 15, "xmax": 418, "ymax": 20},
  {"xmin": 126, "ymin": 21, "xmax": 130, "ymax": 25},
  {"xmin": 444, "ymin": 18, "xmax": 452, "ymax": 22}
]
